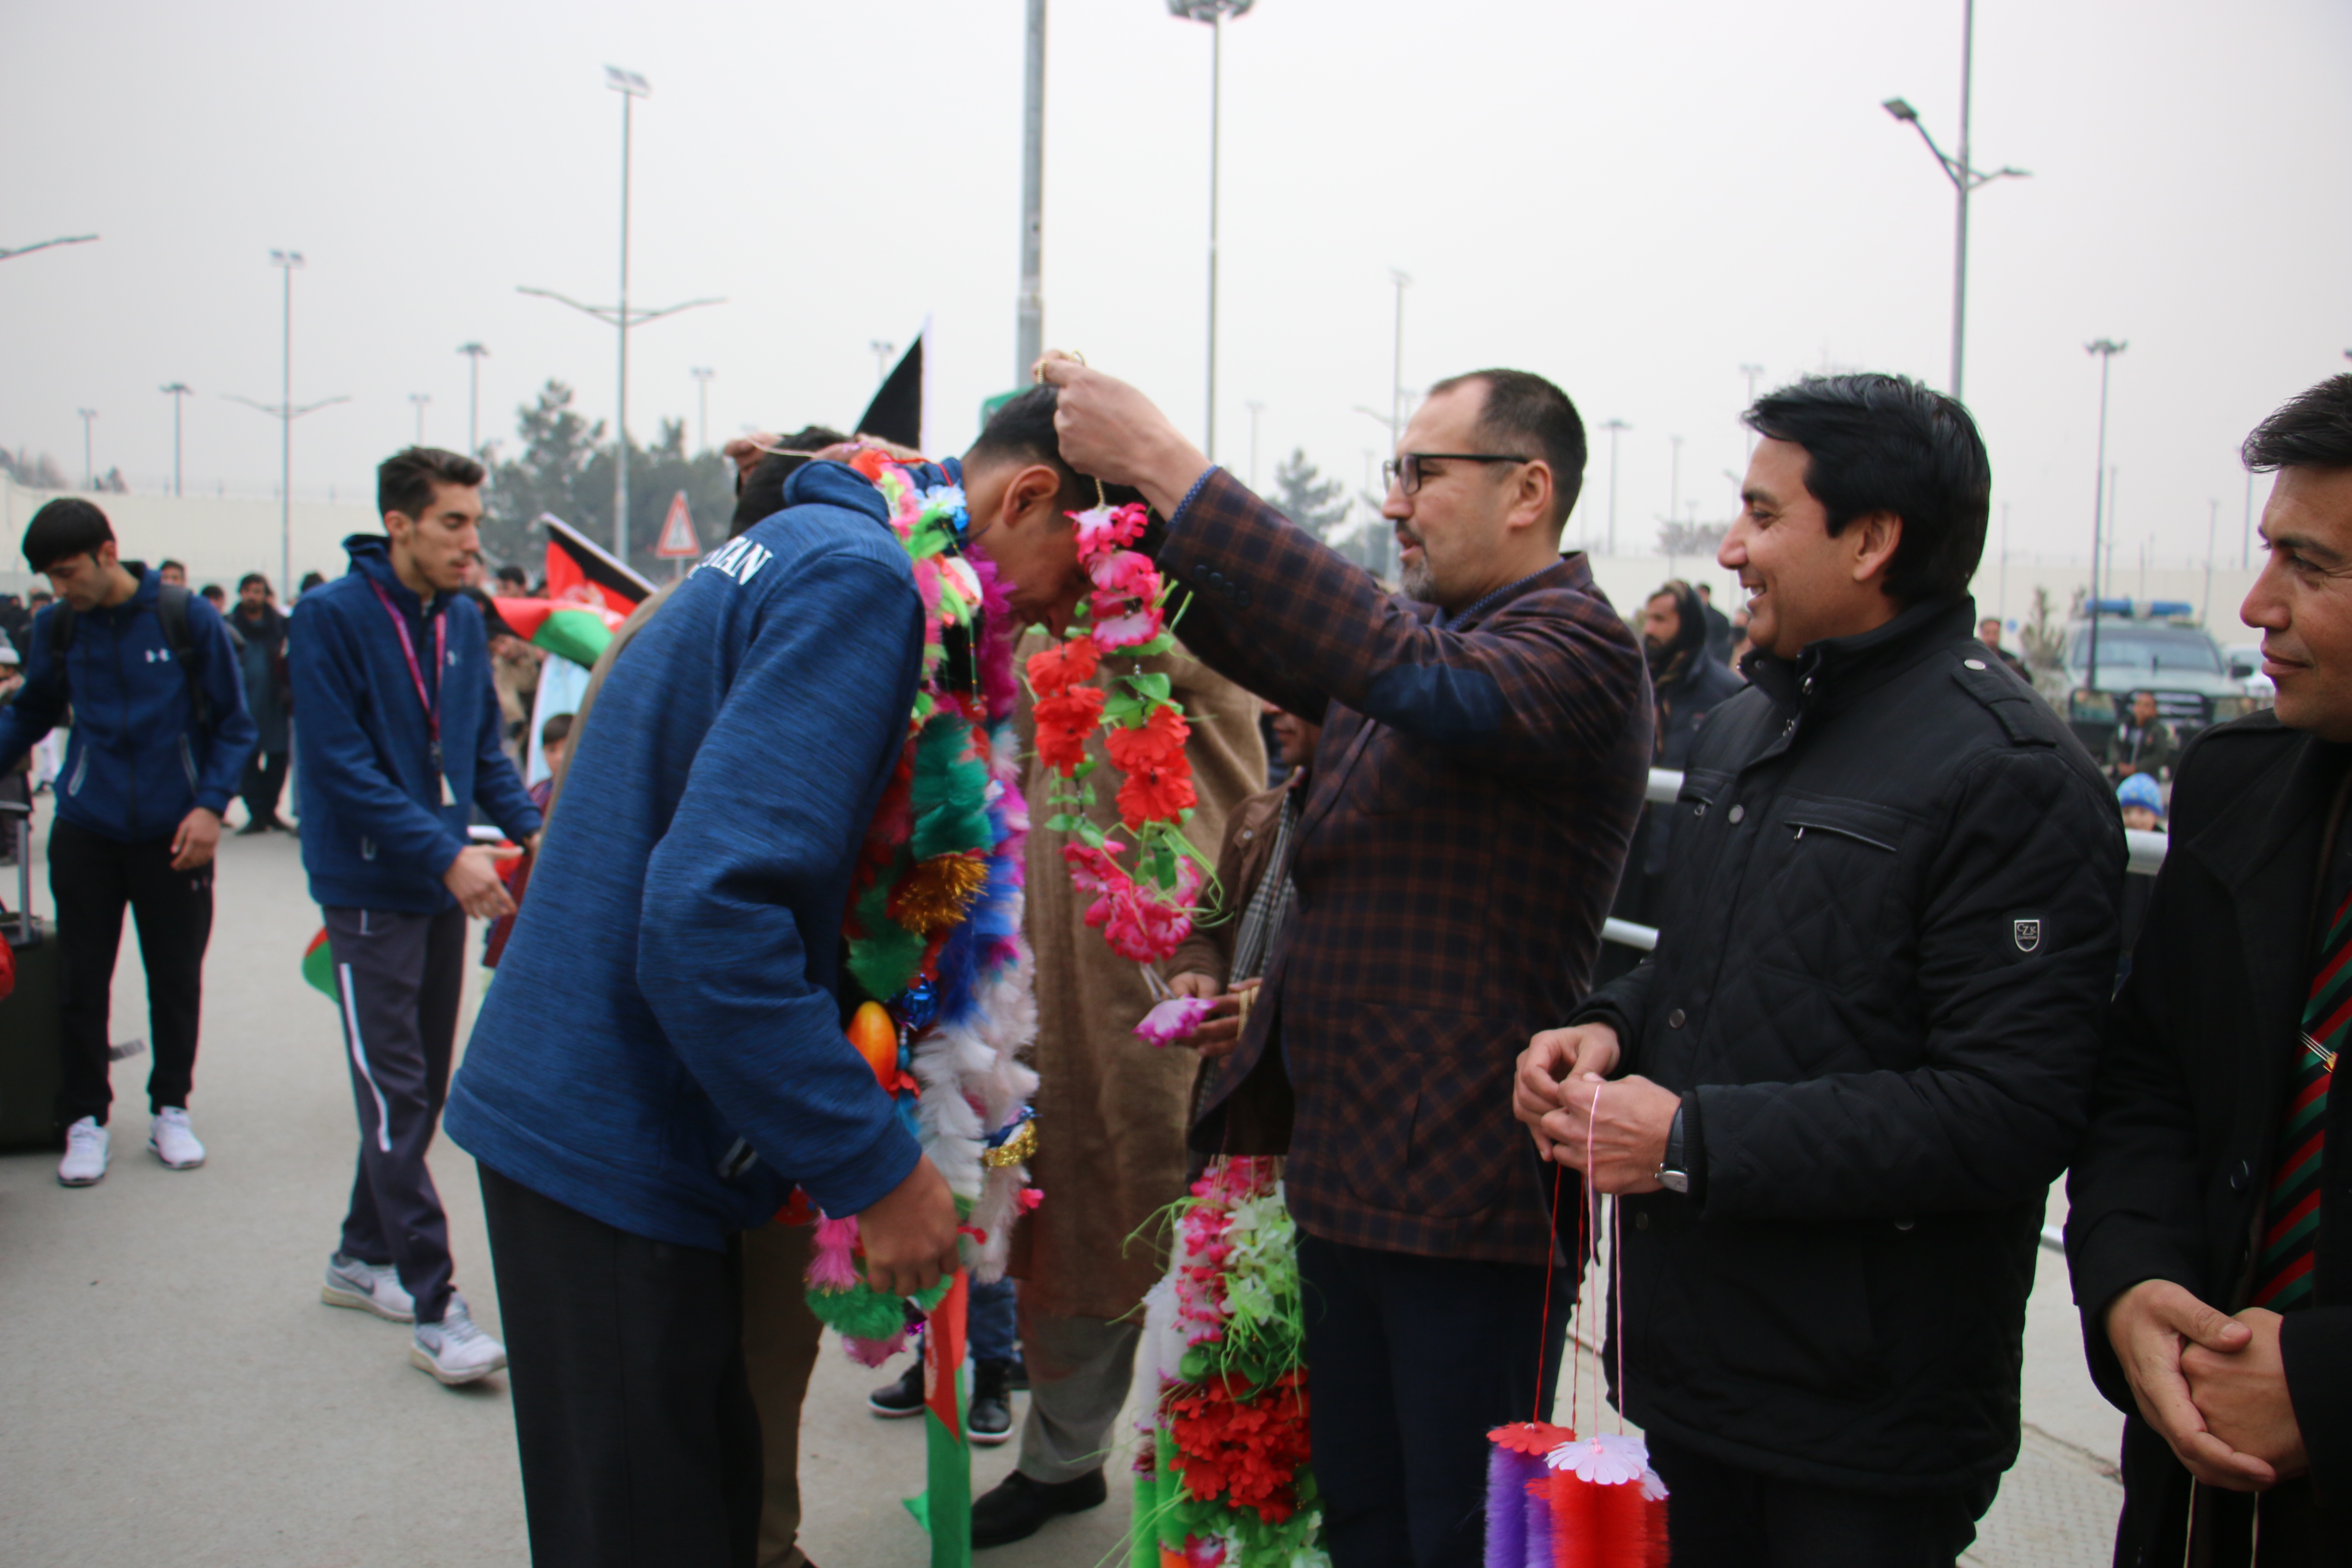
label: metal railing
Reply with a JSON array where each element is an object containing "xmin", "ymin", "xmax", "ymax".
[{"xmin": 1603, "ymin": 769, "xmax": 2169, "ymax": 955}]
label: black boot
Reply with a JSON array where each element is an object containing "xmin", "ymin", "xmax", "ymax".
[
  {"xmin": 971, "ymin": 1470, "xmax": 1107, "ymax": 1550},
  {"xmin": 866, "ymin": 1359, "xmax": 925, "ymax": 1418},
  {"xmin": 969, "ymin": 1358, "xmax": 1015, "ymax": 1447}
]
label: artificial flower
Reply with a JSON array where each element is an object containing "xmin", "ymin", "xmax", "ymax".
[
  {"xmin": 1033, "ymin": 687, "xmax": 1106, "ymax": 773},
  {"xmin": 1025, "ymin": 637, "xmax": 1101, "ymax": 700},
  {"xmin": 1073, "ymin": 501, "xmax": 1151, "ymax": 560},
  {"xmin": 1091, "ymin": 606, "xmax": 1166, "ymax": 651},
  {"xmin": 1135, "ymin": 995, "xmax": 1217, "ymax": 1047}
]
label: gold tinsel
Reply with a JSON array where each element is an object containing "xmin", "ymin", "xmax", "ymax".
[
  {"xmin": 888, "ymin": 852, "xmax": 991, "ymax": 935},
  {"xmin": 982, "ymin": 1117, "xmax": 1039, "ymax": 1169}
]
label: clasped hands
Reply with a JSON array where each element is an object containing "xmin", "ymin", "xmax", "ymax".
[
  {"xmin": 1511, "ymin": 1022, "xmax": 1681, "ymax": 1195},
  {"xmin": 2105, "ymin": 1280, "xmax": 2307, "ymax": 1491}
]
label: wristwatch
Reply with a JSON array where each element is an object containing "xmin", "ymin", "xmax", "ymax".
[{"xmin": 1655, "ymin": 1104, "xmax": 1690, "ymax": 1194}]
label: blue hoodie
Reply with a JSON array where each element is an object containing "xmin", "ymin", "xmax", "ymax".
[
  {"xmin": 290, "ymin": 537, "xmax": 542, "ymax": 912},
  {"xmin": 445, "ymin": 460, "xmax": 927, "ymax": 1250},
  {"xmin": 0, "ymin": 563, "xmax": 258, "ymax": 844}
]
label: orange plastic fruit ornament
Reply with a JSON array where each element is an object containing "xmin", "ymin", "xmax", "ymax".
[{"xmin": 848, "ymin": 1002, "xmax": 900, "ymax": 1094}]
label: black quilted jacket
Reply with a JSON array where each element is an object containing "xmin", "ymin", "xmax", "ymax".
[{"xmin": 1575, "ymin": 595, "xmax": 2124, "ymax": 1498}]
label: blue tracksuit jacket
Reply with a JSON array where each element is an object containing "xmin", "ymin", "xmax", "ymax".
[
  {"xmin": 0, "ymin": 563, "xmax": 257, "ymax": 843},
  {"xmin": 291, "ymin": 537, "xmax": 543, "ymax": 912},
  {"xmin": 445, "ymin": 460, "xmax": 928, "ymax": 1250}
]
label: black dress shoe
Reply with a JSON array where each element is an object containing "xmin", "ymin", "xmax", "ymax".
[
  {"xmin": 867, "ymin": 1360, "xmax": 925, "ymax": 1418},
  {"xmin": 972, "ymin": 1469, "xmax": 1106, "ymax": 1550},
  {"xmin": 969, "ymin": 1358, "xmax": 1015, "ymax": 1447}
]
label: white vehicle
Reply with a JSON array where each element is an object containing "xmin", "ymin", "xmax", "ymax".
[{"xmin": 2221, "ymin": 643, "xmax": 2277, "ymax": 706}]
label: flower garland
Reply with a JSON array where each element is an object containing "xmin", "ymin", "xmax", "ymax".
[
  {"xmin": 1127, "ymin": 1156, "xmax": 1327, "ymax": 1568},
  {"xmin": 799, "ymin": 452, "xmax": 1042, "ymax": 1366},
  {"xmin": 1026, "ymin": 500, "xmax": 1216, "ymax": 964}
]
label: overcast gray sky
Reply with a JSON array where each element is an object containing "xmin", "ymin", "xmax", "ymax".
[{"xmin": 6, "ymin": 0, "xmax": 2348, "ymax": 578}]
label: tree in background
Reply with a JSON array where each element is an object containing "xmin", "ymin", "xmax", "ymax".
[
  {"xmin": 0, "ymin": 449, "xmax": 70, "ymax": 490},
  {"xmin": 1657, "ymin": 518, "xmax": 1730, "ymax": 559},
  {"xmin": 482, "ymin": 386, "xmax": 734, "ymax": 580},
  {"xmin": 484, "ymin": 380, "xmax": 605, "ymax": 568}
]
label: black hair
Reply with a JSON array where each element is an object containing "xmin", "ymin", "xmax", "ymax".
[
  {"xmin": 298, "ymin": 571, "xmax": 325, "ymax": 594},
  {"xmin": 541, "ymin": 711, "xmax": 574, "ymax": 748},
  {"xmin": 2243, "ymin": 374, "xmax": 2352, "ymax": 472},
  {"xmin": 22, "ymin": 498, "xmax": 115, "ymax": 573},
  {"xmin": 239, "ymin": 572, "xmax": 270, "ymax": 593},
  {"xmin": 494, "ymin": 564, "xmax": 529, "ymax": 588},
  {"xmin": 378, "ymin": 446, "xmax": 486, "ymax": 521},
  {"xmin": 159, "ymin": 558, "xmax": 187, "ymax": 575},
  {"xmin": 731, "ymin": 425, "xmax": 851, "ymax": 538},
  {"xmin": 1645, "ymin": 579, "xmax": 1706, "ymax": 667},
  {"xmin": 200, "ymin": 584, "xmax": 226, "ymax": 603},
  {"xmin": 1742, "ymin": 374, "xmax": 1990, "ymax": 603},
  {"xmin": 965, "ymin": 386, "xmax": 1143, "ymax": 517},
  {"xmin": 1424, "ymin": 369, "xmax": 1587, "ymax": 529}
]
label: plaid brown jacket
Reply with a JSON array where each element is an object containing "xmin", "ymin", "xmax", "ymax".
[{"xmin": 1166, "ymin": 467, "xmax": 1652, "ymax": 1264}]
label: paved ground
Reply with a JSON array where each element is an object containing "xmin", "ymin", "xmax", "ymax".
[{"xmin": 0, "ymin": 812, "xmax": 2127, "ymax": 1566}]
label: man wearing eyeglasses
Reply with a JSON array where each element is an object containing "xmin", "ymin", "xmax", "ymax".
[{"xmin": 1039, "ymin": 355, "xmax": 1651, "ymax": 1568}]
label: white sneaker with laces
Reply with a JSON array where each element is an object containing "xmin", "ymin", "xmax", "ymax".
[
  {"xmin": 57, "ymin": 1117, "xmax": 109, "ymax": 1186},
  {"xmin": 411, "ymin": 1297, "xmax": 507, "ymax": 1385},
  {"xmin": 322, "ymin": 1253, "xmax": 416, "ymax": 1323},
  {"xmin": 148, "ymin": 1106, "xmax": 205, "ymax": 1170}
]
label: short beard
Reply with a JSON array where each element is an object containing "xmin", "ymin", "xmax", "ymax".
[{"xmin": 1400, "ymin": 554, "xmax": 1438, "ymax": 604}]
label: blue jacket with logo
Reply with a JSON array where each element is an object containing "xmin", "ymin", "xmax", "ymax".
[
  {"xmin": 290, "ymin": 536, "xmax": 542, "ymax": 913},
  {"xmin": 0, "ymin": 563, "xmax": 257, "ymax": 844},
  {"xmin": 445, "ymin": 460, "xmax": 928, "ymax": 1250}
]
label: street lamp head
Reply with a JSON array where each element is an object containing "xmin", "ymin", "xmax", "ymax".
[
  {"xmin": 1881, "ymin": 97, "xmax": 1919, "ymax": 123},
  {"xmin": 2086, "ymin": 338, "xmax": 2128, "ymax": 357},
  {"xmin": 269, "ymin": 249, "xmax": 306, "ymax": 270},
  {"xmin": 605, "ymin": 65, "xmax": 650, "ymax": 97},
  {"xmin": 1167, "ymin": 0, "xmax": 1254, "ymax": 18},
  {"xmin": 161, "ymin": 382, "xmax": 191, "ymax": 395},
  {"xmin": 458, "ymin": 341, "xmax": 489, "ymax": 358}
]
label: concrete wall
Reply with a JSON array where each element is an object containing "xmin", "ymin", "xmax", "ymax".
[{"xmin": 0, "ymin": 473, "xmax": 380, "ymax": 598}]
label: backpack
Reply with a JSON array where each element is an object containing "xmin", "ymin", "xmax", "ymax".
[{"xmin": 48, "ymin": 582, "xmax": 214, "ymax": 735}]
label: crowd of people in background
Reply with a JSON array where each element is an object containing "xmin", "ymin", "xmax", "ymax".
[{"xmin": 8, "ymin": 361, "xmax": 2349, "ymax": 1568}]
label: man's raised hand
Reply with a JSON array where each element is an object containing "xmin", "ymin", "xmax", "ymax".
[
  {"xmin": 857, "ymin": 1154, "xmax": 963, "ymax": 1300},
  {"xmin": 2104, "ymin": 1278, "xmax": 2275, "ymax": 1490},
  {"xmin": 1033, "ymin": 353, "xmax": 1211, "ymax": 519}
]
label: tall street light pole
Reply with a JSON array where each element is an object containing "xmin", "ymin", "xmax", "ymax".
[
  {"xmin": 1739, "ymin": 363, "xmax": 1764, "ymax": 456},
  {"xmin": 77, "ymin": 409, "xmax": 97, "ymax": 490},
  {"xmin": 1882, "ymin": 1, "xmax": 2029, "ymax": 404},
  {"xmin": 1244, "ymin": 400, "xmax": 1264, "ymax": 489},
  {"xmin": 1600, "ymin": 419, "xmax": 1630, "ymax": 555},
  {"xmin": 521, "ymin": 67, "xmax": 722, "ymax": 568},
  {"xmin": 160, "ymin": 383, "xmax": 191, "ymax": 496},
  {"xmin": 1167, "ymin": 0, "xmax": 1255, "ymax": 461},
  {"xmin": 410, "ymin": 393, "xmax": 431, "ymax": 444},
  {"xmin": 1669, "ymin": 434, "xmax": 1684, "ymax": 538},
  {"xmin": 458, "ymin": 342, "xmax": 489, "ymax": 456},
  {"xmin": 1388, "ymin": 269, "xmax": 1412, "ymax": 449},
  {"xmin": 690, "ymin": 367, "xmax": 715, "ymax": 452},
  {"xmin": 1015, "ymin": 0, "xmax": 1047, "ymax": 383},
  {"xmin": 230, "ymin": 252, "xmax": 351, "ymax": 593},
  {"xmin": 2085, "ymin": 338, "xmax": 2126, "ymax": 689}
]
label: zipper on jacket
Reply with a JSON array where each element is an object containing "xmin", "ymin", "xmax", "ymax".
[
  {"xmin": 1787, "ymin": 818, "xmax": 1900, "ymax": 854},
  {"xmin": 67, "ymin": 745, "xmax": 89, "ymax": 796},
  {"xmin": 178, "ymin": 734, "xmax": 198, "ymax": 791}
]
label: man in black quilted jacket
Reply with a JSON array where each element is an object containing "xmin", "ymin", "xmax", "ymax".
[{"xmin": 1514, "ymin": 374, "xmax": 2125, "ymax": 1567}]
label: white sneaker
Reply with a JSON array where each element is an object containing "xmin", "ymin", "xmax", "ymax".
[
  {"xmin": 58, "ymin": 1117, "xmax": 110, "ymax": 1186},
  {"xmin": 322, "ymin": 1253, "xmax": 416, "ymax": 1323},
  {"xmin": 148, "ymin": 1106, "xmax": 205, "ymax": 1170},
  {"xmin": 411, "ymin": 1297, "xmax": 507, "ymax": 1386}
]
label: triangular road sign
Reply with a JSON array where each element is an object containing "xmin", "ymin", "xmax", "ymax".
[{"xmin": 654, "ymin": 490, "xmax": 700, "ymax": 558}]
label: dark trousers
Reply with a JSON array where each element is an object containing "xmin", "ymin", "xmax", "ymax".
[
  {"xmin": 49, "ymin": 818, "xmax": 213, "ymax": 1126},
  {"xmin": 241, "ymin": 750, "xmax": 288, "ymax": 825},
  {"xmin": 481, "ymin": 1163, "xmax": 763, "ymax": 1568},
  {"xmin": 1645, "ymin": 1433, "xmax": 1988, "ymax": 1568},
  {"xmin": 1297, "ymin": 1232, "xmax": 1571, "ymax": 1568},
  {"xmin": 325, "ymin": 904, "xmax": 464, "ymax": 1325}
]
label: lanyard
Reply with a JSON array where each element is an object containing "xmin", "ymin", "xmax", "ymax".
[{"xmin": 367, "ymin": 579, "xmax": 447, "ymax": 755}]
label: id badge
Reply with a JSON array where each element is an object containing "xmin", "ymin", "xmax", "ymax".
[
  {"xmin": 430, "ymin": 741, "xmax": 455, "ymax": 806},
  {"xmin": 440, "ymin": 772, "xmax": 457, "ymax": 806}
]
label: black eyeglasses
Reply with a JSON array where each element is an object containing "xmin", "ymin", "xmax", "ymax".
[{"xmin": 1381, "ymin": 452, "xmax": 1531, "ymax": 495}]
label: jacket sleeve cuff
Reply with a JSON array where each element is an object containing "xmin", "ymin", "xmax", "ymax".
[
  {"xmin": 795, "ymin": 1120, "xmax": 924, "ymax": 1221},
  {"xmin": 193, "ymin": 790, "xmax": 233, "ymax": 816},
  {"xmin": 1679, "ymin": 1089, "xmax": 1709, "ymax": 1209},
  {"xmin": 1164, "ymin": 464, "xmax": 1224, "ymax": 535},
  {"xmin": 2280, "ymin": 1305, "xmax": 2352, "ymax": 1492}
]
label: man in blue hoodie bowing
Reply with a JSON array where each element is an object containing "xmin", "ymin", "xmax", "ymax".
[
  {"xmin": 292, "ymin": 447, "xmax": 544, "ymax": 1387},
  {"xmin": 446, "ymin": 413, "xmax": 1103, "ymax": 1568}
]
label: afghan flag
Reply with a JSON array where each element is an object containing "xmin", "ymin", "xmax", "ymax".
[
  {"xmin": 540, "ymin": 513, "xmax": 655, "ymax": 617},
  {"xmin": 492, "ymin": 596, "xmax": 626, "ymax": 671},
  {"xmin": 303, "ymin": 928, "xmax": 337, "ymax": 1001},
  {"xmin": 904, "ymin": 1267, "xmax": 974, "ymax": 1568}
]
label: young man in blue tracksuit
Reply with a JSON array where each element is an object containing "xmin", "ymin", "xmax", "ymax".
[
  {"xmin": 292, "ymin": 447, "xmax": 543, "ymax": 1387},
  {"xmin": 445, "ymin": 417, "xmax": 1099, "ymax": 1566},
  {"xmin": 0, "ymin": 499, "xmax": 256, "ymax": 1186}
]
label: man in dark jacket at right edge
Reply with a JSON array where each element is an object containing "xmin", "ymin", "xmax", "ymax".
[
  {"xmin": 2067, "ymin": 375, "xmax": 2352, "ymax": 1566},
  {"xmin": 1517, "ymin": 375, "xmax": 2124, "ymax": 1566}
]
